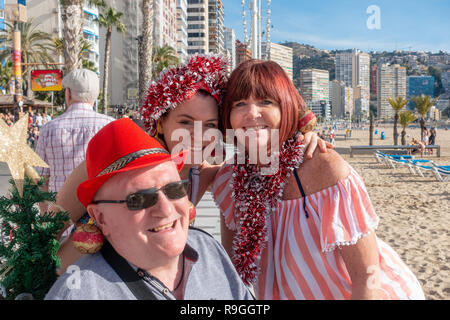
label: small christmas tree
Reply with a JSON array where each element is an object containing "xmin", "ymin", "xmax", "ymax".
[{"xmin": 0, "ymin": 177, "xmax": 68, "ymax": 300}]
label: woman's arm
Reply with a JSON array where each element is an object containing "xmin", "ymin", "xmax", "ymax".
[
  {"xmin": 54, "ymin": 161, "xmax": 89, "ymax": 273},
  {"xmin": 56, "ymin": 234, "xmax": 83, "ymax": 275},
  {"xmin": 339, "ymin": 232, "xmax": 382, "ymax": 300},
  {"xmin": 56, "ymin": 160, "xmax": 88, "ymax": 224},
  {"xmin": 220, "ymin": 211, "xmax": 236, "ymax": 260}
]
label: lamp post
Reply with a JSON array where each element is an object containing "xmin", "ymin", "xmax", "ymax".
[
  {"xmin": 5, "ymin": 1, "xmax": 27, "ymax": 113},
  {"xmin": 12, "ymin": 20, "xmax": 23, "ymax": 112}
]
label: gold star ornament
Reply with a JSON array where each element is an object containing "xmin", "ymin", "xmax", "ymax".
[{"xmin": 0, "ymin": 116, "xmax": 49, "ymax": 196}]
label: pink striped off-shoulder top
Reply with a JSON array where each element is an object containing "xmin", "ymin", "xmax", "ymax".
[{"xmin": 211, "ymin": 164, "xmax": 425, "ymax": 300}]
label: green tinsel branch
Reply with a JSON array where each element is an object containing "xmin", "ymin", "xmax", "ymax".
[{"xmin": 0, "ymin": 177, "xmax": 69, "ymax": 300}]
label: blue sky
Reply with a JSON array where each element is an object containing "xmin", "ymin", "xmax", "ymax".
[{"xmin": 223, "ymin": 0, "xmax": 450, "ymax": 53}]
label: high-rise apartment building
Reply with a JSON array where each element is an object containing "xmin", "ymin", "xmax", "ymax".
[
  {"xmin": 377, "ymin": 64, "xmax": 407, "ymax": 120},
  {"xmin": 354, "ymin": 86, "xmax": 369, "ymax": 119},
  {"xmin": 330, "ymin": 80, "xmax": 353, "ymax": 119},
  {"xmin": 153, "ymin": 0, "xmax": 178, "ymax": 50},
  {"xmin": 224, "ymin": 27, "xmax": 236, "ymax": 71},
  {"xmin": 407, "ymin": 76, "xmax": 435, "ymax": 110},
  {"xmin": 299, "ymin": 69, "xmax": 329, "ymax": 103},
  {"xmin": 102, "ymin": 0, "xmax": 187, "ymax": 107},
  {"xmin": 236, "ymin": 40, "xmax": 251, "ymax": 66},
  {"xmin": 27, "ymin": 0, "xmax": 100, "ymax": 71},
  {"xmin": 187, "ymin": 0, "xmax": 208, "ymax": 54},
  {"xmin": 300, "ymin": 69, "xmax": 330, "ymax": 119},
  {"xmin": 262, "ymin": 42, "xmax": 293, "ymax": 80},
  {"xmin": 344, "ymin": 86, "xmax": 354, "ymax": 118},
  {"xmin": 208, "ymin": 0, "xmax": 224, "ymax": 54},
  {"xmin": 335, "ymin": 49, "xmax": 370, "ymax": 116},
  {"xmin": 370, "ymin": 65, "xmax": 378, "ymax": 95},
  {"xmin": 177, "ymin": 0, "xmax": 188, "ymax": 62}
]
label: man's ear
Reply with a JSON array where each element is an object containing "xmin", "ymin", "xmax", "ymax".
[{"xmin": 87, "ymin": 204, "xmax": 107, "ymax": 235}]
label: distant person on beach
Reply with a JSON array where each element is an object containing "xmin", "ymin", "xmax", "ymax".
[
  {"xmin": 408, "ymin": 138, "xmax": 425, "ymax": 157},
  {"xmin": 428, "ymin": 128, "xmax": 436, "ymax": 155},
  {"xmin": 421, "ymin": 127, "xmax": 429, "ymax": 145}
]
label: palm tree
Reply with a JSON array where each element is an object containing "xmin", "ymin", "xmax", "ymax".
[
  {"xmin": 96, "ymin": 7, "xmax": 126, "ymax": 114},
  {"xmin": 60, "ymin": 0, "xmax": 106, "ymax": 73},
  {"xmin": 139, "ymin": 0, "xmax": 154, "ymax": 104},
  {"xmin": 0, "ymin": 61, "xmax": 13, "ymax": 93},
  {"xmin": 369, "ymin": 110, "xmax": 374, "ymax": 146},
  {"xmin": 54, "ymin": 37, "xmax": 92, "ymax": 62},
  {"xmin": 60, "ymin": 0, "xmax": 84, "ymax": 73},
  {"xmin": 0, "ymin": 19, "xmax": 55, "ymax": 97},
  {"xmin": 411, "ymin": 94, "xmax": 438, "ymax": 139},
  {"xmin": 399, "ymin": 111, "xmax": 416, "ymax": 145},
  {"xmin": 387, "ymin": 97, "xmax": 408, "ymax": 145},
  {"xmin": 152, "ymin": 45, "xmax": 179, "ymax": 79},
  {"xmin": 0, "ymin": 19, "xmax": 55, "ymax": 75}
]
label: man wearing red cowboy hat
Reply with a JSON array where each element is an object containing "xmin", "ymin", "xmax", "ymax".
[{"xmin": 45, "ymin": 119, "xmax": 253, "ymax": 300}]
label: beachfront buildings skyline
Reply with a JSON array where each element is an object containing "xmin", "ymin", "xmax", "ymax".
[{"xmin": 377, "ymin": 63, "xmax": 407, "ymax": 120}]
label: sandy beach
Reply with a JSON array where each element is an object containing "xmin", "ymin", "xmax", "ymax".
[{"xmin": 325, "ymin": 125, "xmax": 450, "ymax": 300}]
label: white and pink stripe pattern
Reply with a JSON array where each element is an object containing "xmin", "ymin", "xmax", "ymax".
[{"xmin": 211, "ymin": 164, "xmax": 425, "ymax": 300}]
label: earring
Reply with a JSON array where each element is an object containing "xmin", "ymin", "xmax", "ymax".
[
  {"xmin": 189, "ymin": 202, "xmax": 196, "ymax": 225},
  {"xmin": 72, "ymin": 217, "xmax": 104, "ymax": 254}
]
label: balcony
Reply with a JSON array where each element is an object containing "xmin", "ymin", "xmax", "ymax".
[{"xmin": 83, "ymin": 19, "xmax": 99, "ymax": 36}]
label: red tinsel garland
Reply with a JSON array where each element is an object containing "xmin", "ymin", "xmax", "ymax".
[{"xmin": 231, "ymin": 134, "xmax": 305, "ymax": 285}]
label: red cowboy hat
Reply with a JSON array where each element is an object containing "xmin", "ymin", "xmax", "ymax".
[{"xmin": 77, "ymin": 118, "xmax": 188, "ymax": 208}]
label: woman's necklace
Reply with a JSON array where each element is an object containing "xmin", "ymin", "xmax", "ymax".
[{"xmin": 231, "ymin": 133, "xmax": 305, "ymax": 285}]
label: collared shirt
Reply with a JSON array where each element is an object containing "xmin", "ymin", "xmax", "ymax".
[
  {"xmin": 35, "ymin": 103, "xmax": 115, "ymax": 192},
  {"xmin": 45, "ymin": 228, "xmax": 254, "ymax": 300}
]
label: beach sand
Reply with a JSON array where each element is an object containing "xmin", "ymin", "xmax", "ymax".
[{"xmin": 327, "ymin": 125, "xmax": 450, "ymax": 300}]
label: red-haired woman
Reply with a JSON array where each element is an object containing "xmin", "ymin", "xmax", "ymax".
[{"xmin": 212, "ymin": 59, "xmax": 424, "ymax": 300}]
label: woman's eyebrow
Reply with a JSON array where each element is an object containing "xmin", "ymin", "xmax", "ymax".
[{"xmin": 178, "ymin": 114, "xmax": 218, "ymax": 122}]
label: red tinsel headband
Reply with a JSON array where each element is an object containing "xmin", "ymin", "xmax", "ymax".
[{"xmin": 139, "ymin": 54, "xmax": 229, "ymax": 136}]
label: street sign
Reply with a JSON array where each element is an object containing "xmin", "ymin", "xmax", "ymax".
[{"xmin": 31, "ymin": 70, "xmax": 63, "ymax": 92}]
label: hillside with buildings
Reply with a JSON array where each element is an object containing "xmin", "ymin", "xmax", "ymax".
[{"xmin": 278, "ymin": 41, "xmax": 450, "ymax": 120}]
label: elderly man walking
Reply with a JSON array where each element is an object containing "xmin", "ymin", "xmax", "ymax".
[
  {"xmin": 45, "ymin": 119, "xmax": 253, "ymax": 300},
  {"xmin": 35, "ymin": 69, "xmax": 114, "ymax": 198}
]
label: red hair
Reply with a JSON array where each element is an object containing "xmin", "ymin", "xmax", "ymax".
[{"xmin": 221, "ymin": 59, "xmax": 308, "ymax": 142}]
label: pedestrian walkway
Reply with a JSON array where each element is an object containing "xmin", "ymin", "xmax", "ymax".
[{"xmin": 191, "ymin": 191, "xmax": 222, "ymax": 242}]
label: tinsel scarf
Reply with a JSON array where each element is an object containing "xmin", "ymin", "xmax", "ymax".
[{"xmin": 231, "ymin": 133, "xmax": 305, "ymax": 285}]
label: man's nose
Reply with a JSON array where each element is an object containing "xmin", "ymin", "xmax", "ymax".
[{"xmin": 150, "ymin": 191, "xmax": 177, "ymax": 217}]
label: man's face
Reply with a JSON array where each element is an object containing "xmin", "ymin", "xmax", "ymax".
[{"xmin": 88, "ymin": 161, "xmax": 190, "ymax": 269}]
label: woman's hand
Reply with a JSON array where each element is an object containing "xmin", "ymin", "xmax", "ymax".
[{"xmin": 299, "ymin": 131, "xmax": 334, "ymax": 159}]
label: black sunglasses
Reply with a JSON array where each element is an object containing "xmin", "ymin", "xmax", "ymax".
[{"xmin": 92, "ymin": 180, "xmax": 190, "ymax": 211}]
